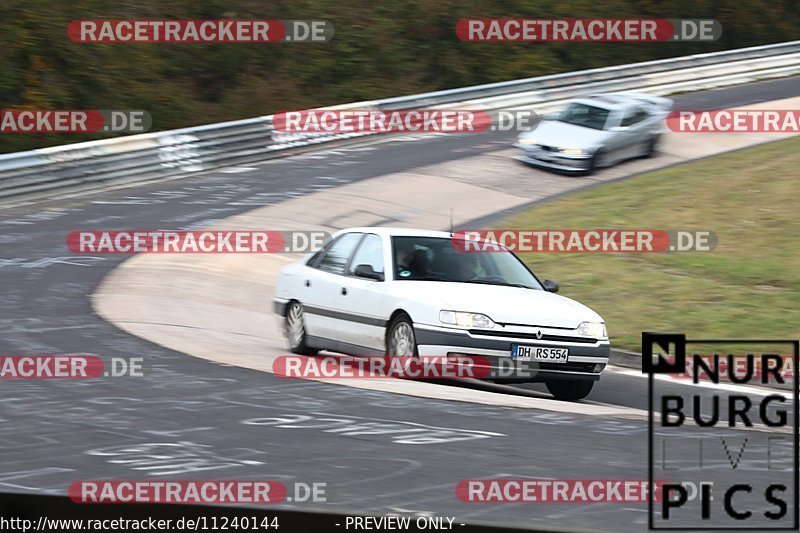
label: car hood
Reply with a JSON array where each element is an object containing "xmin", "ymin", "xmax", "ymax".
[
  {"xmin": 520, "ymin": 120, "xmax": 611, "ymax": 150},
  {"xmin": 396, "ymin": 281, "xmax": 603, "ymax": 328}
]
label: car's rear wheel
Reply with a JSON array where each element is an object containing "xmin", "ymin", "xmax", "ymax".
[
  {"xmin": 386, "ymin": 314, "xmax": 418, "ymax": 373},
  {"xmin": 285, "ymin": 301, "xmax": 318, "ymax": 356},
  {"xmin": 546, "ymin": 380, "xmax": 594, "ymax": 401}
]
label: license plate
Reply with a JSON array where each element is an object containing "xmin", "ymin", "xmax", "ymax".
[{"xmin": 512, "ymin": 345, "xmax": 569, "ymax": 363}]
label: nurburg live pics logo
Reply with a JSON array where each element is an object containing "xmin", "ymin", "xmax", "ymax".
[{"xmin": 643, "ymin": 332, "xmax": 799, "ymax": 530}]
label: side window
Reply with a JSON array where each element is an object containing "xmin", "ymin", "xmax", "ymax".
[
  {"xmin": 306, "ymin": 242, "xmax": 331, "ymax": 268},
  {"xmin": 348, "ymin": 234, "xmax": 384, "ymax": 276},
  {"xmin": 316, "ymin": 233, "xmax": 363, "ymax": 275},
  {"xmin": 621, "ymin": 107, "xmax": 646, "ymax": 127}
]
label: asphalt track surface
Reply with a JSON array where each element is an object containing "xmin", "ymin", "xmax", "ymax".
[{"xmin": 1, "ymin": 78, "xmax": 798, "ymax": 531}]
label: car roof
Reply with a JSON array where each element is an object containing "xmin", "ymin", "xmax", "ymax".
[
  {"xmin": 573, "ymin": 93, "xmax": 635, "ymax": 111},
  {"xmin": 336, "ymin": 227, "xmax": 453, "ymax": 239}
]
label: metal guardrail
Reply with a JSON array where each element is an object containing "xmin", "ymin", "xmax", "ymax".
[
  {"xmin": 377, "ymin": 40, "xmax": 800, "ymax": 108},
  {"xmin": 1, "ymin": 40, "xmax": 799, "ymax": 201}
]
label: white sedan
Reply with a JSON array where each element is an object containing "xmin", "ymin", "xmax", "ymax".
[{"xmin": 273, "ymin": 227, "xmax": 610, "ymax": 400}]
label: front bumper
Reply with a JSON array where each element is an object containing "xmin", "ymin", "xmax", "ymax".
[
  {"xmin": 415, "ymin": 324, "xmax": 610, "ymax": 383},
  {"xmin": 513, "ymin": 144, "xmax": 592, "ymax": 173},
  {"xmin": 273, "ymin": 297, "xmax": 289, "ymax": 317}
]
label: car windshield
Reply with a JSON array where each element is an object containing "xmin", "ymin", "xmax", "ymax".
[
  {"xmin": 391, "ymin": 236, "xmax": 543, "ymax": 289},
  {"xmin": 557, "ymin": 102, "xmax": 611, "ymax": 130}
]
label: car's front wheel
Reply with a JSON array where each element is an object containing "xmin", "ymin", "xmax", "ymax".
[
  {"xmin": 386, "ymin": 314, "xmax": 419, "ymax": 373},
  {"xmin": 641, "ymin": 136, "xmax": 658, "ymax": 158},
  {"xmin": 585, "ymin": 149, "xmax": 605, "ymax": 175},
  {"xmin": 285, "ymin": 301, "xmax": 318, "ymax": 356},
  {"xmin": 546, "ymin": 380, "xmax": 594, "ymax": 401},
  {"xmin": 387, "ymin": 314, "xmax": 418, "ymax": 356}
]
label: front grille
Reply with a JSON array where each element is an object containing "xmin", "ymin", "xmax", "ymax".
[
  {"xmin": 537, "ymin": 144, "xmax": 559, "ymax": 152},
  {"xmin": 468, "ymin": 329, "xmax": 598, "ymax": 344}
]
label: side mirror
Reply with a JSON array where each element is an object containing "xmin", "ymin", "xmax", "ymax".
[
  {"xmin": 543, "ymin": 279, "xmax": 559, "ymax": 293},
  {"xmin": 609, "ymin": 126, "xmax": 628, "ymax": 132},
  {"xmin": 354, "ymin": 264, "xmax": 384, "ymax": 281}
]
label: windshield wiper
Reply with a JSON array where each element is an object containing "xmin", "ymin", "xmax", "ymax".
[
  {"xmin": 461, "ymin": 280, "xmax": 535, "ymax": 289},
  {"xmin": 406, "ymin": 275, "xmax": 452, "ymax": 281}
]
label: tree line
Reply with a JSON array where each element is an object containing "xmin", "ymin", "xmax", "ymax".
[{"xmin": 0, "ymin": 0, "xmax": 797, "ymax": 152}]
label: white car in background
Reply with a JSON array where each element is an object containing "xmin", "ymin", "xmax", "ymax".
[
  {"xmin": 273, "ymin": 227, "xmax": 610, "ymax": 400},
  {"xmin": 514, "ymin": 93, "xmax": 672, "ymax": 174}
]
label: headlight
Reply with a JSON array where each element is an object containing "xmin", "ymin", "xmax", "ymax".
[
  {"xmin": 576, "ymin": 321, "xmax": 607, "ymax": 338},
  {"xmin": 517, "ymin": 137, "xmax": 537, "ymax": 145},
  {"xmin": 560, "ymin": 148, "xmax": 587, "ymax": 155},
  {"xmin": 440, "ymin": 310, "xmax": 495, "ymax": 329}
]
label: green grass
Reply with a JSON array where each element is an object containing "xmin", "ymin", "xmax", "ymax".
[{"xmin": 505, "ymin": 137, "xmax": 800, "ymax": 351}]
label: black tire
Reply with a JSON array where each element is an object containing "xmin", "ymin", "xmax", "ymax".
[
  {"xmin": 546, "ymin": 380, "xmax": 594, "ymax": 401},
  {"xmin": 585, "ymin": 149, "xmax": 605, "ymax": 175},
  {"xmin": 641, "ymin": 136, "xmax": 658, "ymax": 158},
  {"xmin": 284, "ymin": 301, "xmax": 318, "ymax": 356}
]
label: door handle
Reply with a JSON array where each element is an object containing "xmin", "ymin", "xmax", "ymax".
[{"xmin": 341, "ymin": 287, "xmax": 347, "ymax": 296}]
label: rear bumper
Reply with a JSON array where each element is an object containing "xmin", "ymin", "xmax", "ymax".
[{"xmin": 415, "ymin": 324, "xmax": 610, "ymax": 383}]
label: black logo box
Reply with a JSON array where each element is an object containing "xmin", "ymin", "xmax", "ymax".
[{"xmin": 643, "ymin": 332, "xmax": 799, "ymax": 531}]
